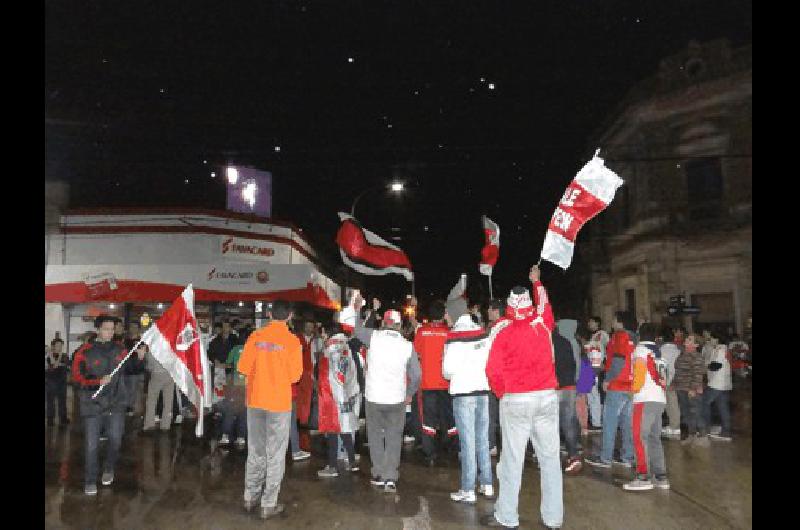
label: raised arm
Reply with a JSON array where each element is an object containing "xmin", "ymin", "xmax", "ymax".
[{"xmin": 530, "ymin": 265, "xmax": 554, "ymax": 332}]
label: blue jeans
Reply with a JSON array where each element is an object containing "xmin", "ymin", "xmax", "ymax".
[
  {"xmin": 494, "ymin": 391, "xmax": 563, "ymax": 529},
  {"xmin": 676, "ymin": 390, "xmax": 702, "ymax": 436},
  {"xmin": 452, "ymin": 394, "xmax": 493, "ymax": 491},
  {"xmin": 557, "ymin": 389, "xmax": 579, "ymax": 458},
  {"xmin": 220, "ymin": 399, "xmax": 247, "ymax": 439},
  {"xmin": 600, "ymin": 390, "xmax": 634, "ymax": 464},
  {"xmin": 84, "ymin": 412, "xmax": 126, "ymax": 486},
  {"xmin": 701, "ymin": 388, "xmax": 731, "ymax": 437}
]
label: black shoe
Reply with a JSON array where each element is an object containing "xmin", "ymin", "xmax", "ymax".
[
  {"xmin": 480, "ymin": 514, "xmax": 518, "ymax": 528},
  {"xmin": 60, "ymin": 418, "xmax": 70, "ymax": 426}
]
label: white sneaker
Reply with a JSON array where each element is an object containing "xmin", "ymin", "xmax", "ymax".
[
  {"xmin": 450, "ymin": 490, "xmax": 476, "ymax": 504},
  {"xmin": 479, "ymin": 484, "xmax": 494, "ymax": 498},
  {"xmin": 710, "ymin": 425, "xmax": 722, "ymax": 435},
  {"xmin": 154, "ymin": 415, "xmax": 160, "ymax": 423},
  {"xmin": 292, "ymin": 450, "xmax": 311, "ymax": 461},
  {"xmin": 235, "ymin": 437, "xmax": 246, "ymax": 447},
  {"xmin": 489, "ymin": 446, "xmax": 498, "ymax": 457},
  {"xmin": 403, "ymin": 435, "xmax": 416, "ymax": 444},
  {"xmin": 219, "ymin": 434, "xmax": 230, "ymax": 445},
  {"xmin": 174, "ymin": 414, "xmax": 183, "ymax": 425}
]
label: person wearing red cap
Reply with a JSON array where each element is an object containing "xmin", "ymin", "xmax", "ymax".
[
  {"xmin": 352, "ymin": 297, "xmax": 421, "ymax": 494},
  {"xmin": 414, "ymin": 299, "xmax": 456, "ymax": 466}
]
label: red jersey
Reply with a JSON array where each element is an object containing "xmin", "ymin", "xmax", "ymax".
[{"xmin": 413, "ymin": 322, "xmax": 450, "ymax": 390}]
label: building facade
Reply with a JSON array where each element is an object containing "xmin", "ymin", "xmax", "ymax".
[
  {"xmin": 45, "ymin": 208, "xmax": 342, "ymax": 353},
  {"xmin": 583, "ymin": 40, "xmax": 752, "ymax": 336}
]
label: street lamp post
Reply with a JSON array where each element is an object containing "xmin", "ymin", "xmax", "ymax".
[{"xmin": 350, "ymin": 181, "xmax": 404, "ymax": 217}]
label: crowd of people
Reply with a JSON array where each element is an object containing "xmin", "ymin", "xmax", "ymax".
[{"xmin": 45, "ymin": 266, "xmax": 751, "ymax": 529}]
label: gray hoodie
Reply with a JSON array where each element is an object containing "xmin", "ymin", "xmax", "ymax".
[
  {"xmin": 446, "ymin": 276, "xmax": 468, "ymax": 323},
  {"xmin": 556, "ymin": 319, "xmax": 580, "ymax": 376}
]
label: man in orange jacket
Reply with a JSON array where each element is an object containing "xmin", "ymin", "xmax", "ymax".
[{"xmin": 238, "ymin": 300, "xmax": 303, "ymax": 520}]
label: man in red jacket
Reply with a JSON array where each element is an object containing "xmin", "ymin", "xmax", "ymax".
[
  {"xmin": 481, "ymin": 265, "xmax": 562, "ymax": 530},
  {"xmin": 414, "ymin": 299, "xmax": 456, "ymax": 466},
  {"xmin": 586, "ymin": 311, "xmax": 637, "ymax": 469}
]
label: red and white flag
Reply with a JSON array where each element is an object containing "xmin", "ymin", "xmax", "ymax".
[
  {"xmin": 479, "ymin": 215, "xmax": 500, "ymax": 276},
  {"xmin": 335, "ymin": 212, "xmax": 414, "ymax": 281},
  {"xmin": 540, "ymin": 150, "xmax": 624, "ymax": 270},
  {"xmin": 140, "ymin": 284, "xmax": 212, "ymax": 437}
]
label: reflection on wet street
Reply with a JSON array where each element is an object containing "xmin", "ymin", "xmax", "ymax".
[{"xmin": 45, "ymin": 382, "xmax": 751, "ymax": 529}]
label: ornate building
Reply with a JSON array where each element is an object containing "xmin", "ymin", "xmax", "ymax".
[{"xmin": 582, "ymin": 40, "xmax": 751, "ymax": 336}]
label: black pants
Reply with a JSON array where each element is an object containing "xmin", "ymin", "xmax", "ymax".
[
  {"xmin": 488, "ymin": 391, "xmax": 499, "ymax": 450},
  {"xmin": 46, "ymin": 379, "xmax": 68, "ymax": 423},
  {"xmin": 419, "ymin": 390, "xmax": 456, "ymax": 458},
  {"xmin": 327, "ymin": 433, "xmax": 355, "ymax": 467}
]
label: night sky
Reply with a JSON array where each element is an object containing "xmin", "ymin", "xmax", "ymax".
[{"xmin": 45, "ymin": 1, "xmax": 752, "ymax": 313}]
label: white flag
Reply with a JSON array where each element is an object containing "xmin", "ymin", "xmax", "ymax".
[
  {"xmin": 140, "ymin": 285, "xmax": 212, "ymax": 437},
  {"xmin": 540, "ymin": 150, "xmax": 624, "ymax": 270}
]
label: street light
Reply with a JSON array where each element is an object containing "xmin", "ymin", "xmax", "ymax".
[
  {"xmin": 350, "ymin": 181, "xmax": 405, "ymax": 217},
  {"xmin": 226, "ymin": 166, "xmax": 239, "ymax": 185}
]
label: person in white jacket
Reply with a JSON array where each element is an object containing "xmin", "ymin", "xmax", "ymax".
[
  {"xmin": 351, "ymin": 296, "xmax": 422, "ymax": 494},
  {"xmin": 700, "ymin": 331, "xmax": 733, "ymax": 441},
  {"xmin": 442, "ymin": 314, "xmax": 494, "ymax": 504}
]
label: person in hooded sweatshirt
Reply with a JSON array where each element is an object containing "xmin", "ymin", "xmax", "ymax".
[
  {"xmin": 481, "ymin": 265, "xmax": 562, "ymax": 530},
  {"xmin": 553, "ymin": 319, "xmax": 582, "ymax": 475},
  {"xmin": 623, "ymin": 323, "xmax": 670, "ymax": 492},
  {"xmin": 443, "ymin": 313, "xmax": 494, "ymax": 504},
  {"xmin": 72, "ymin": 315, "xmax": 147, "ymax": 496}
]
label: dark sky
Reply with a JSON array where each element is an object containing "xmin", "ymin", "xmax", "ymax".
[{"xmin": 45, "ymin": 1, "xmax": 752, "ymax": 312}]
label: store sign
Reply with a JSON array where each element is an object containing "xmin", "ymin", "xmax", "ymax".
[
  {"xmin": 207, "ymin": 267, "xmax": 254, "ymax": 285},
  {"xmin": 220, "ymin": 236, "xmax": 276, "ymax": 259},
  {"xmin": 83, "ymin": 272, "xmax": 118, "ymax": 299}
]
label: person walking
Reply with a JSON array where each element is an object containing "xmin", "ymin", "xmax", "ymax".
[{"xmin": 72, "ymin": 316, "xmax": 147, "ymax": 496}]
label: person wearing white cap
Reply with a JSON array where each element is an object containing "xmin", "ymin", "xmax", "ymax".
[{"xmin": 351, "ymin": 296, "xmax": 421, "ymax": 494}]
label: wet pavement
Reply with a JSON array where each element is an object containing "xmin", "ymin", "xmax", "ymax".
[{"xmin": 45, "ymin": 381, "xmax": 751, "ymax": 529}]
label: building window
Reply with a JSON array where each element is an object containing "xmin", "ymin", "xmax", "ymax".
[
  {"xmin": 625, "ymin": 288, "xmax": 636, "ymax": 315},
  {"xmin": 686, "ymin": 157, "xmax": 723, "ymax": 221}
]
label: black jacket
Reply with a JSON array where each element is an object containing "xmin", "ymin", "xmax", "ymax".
[
  {"xmin": 208, "ymin": 333, "xmax": 238, "ymax": 364},
  {"xmin": 552, "ymin": 330, "xmax": 577, "ymax": 388},
  {"xmin": 72, "ymin": 340, "xmax": 146, "ymax": 417}
]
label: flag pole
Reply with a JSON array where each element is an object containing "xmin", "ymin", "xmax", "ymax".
[
  {"xmin": 91, "ymin": 336, "xmax": 145, "ymax": 399},
  {"xmin": 488, "ymin": 272, "xmax": 493, "ymax": 299}
]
